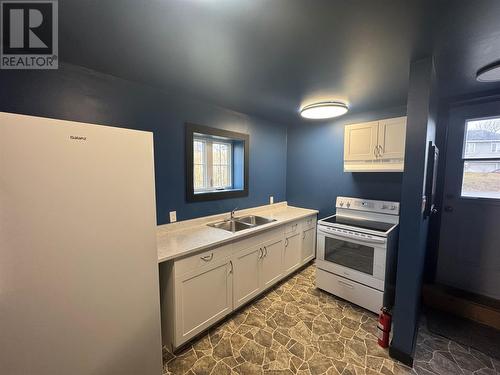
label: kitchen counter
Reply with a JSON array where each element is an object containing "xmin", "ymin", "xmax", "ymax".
[{"xmin": 157, "ymin": 202, "xmax": 318, "ymax": 263}]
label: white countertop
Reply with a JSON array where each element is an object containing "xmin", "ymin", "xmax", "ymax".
[{"xmin": 157, "ymin": 202, "xmax": 318, "ymax": 263}]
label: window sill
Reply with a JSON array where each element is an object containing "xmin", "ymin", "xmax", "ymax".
[
  {"xmin": 195, "ymin": 188, "xmax": 241, "ymax": 195},
  {"xmin": 188, "ymin": 188, "xmax": 248, "ymax": 202}
]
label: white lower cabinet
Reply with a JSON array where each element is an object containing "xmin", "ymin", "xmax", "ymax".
[
  {"xmin": 284, "ymin": 231, "xmax": 302, "ymax": 273},
  {"xmin": 234, "ymin": 237, "xmax": 285, "ymax": 308},
  {"xmin": 301, "ymin": 226, "xmax": 316, "ymax": 263},
  {"xmin": 261, "ymin": 237, "xmax": 285, "ymax": 289},
  {"xmin": 174, "ymin": 258, "xmax": 233, "ymax": 347},
  {"xmin": 161, "ymin": 214, "xmax": 317, "ymax": 351},
  {"xmin": 233, "ymin": 245, "xmax": 262, "ymax": 309}
]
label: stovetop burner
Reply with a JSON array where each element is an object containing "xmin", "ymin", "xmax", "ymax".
[{"xmin": 320, "ymin": 215, "xmax": 395, "ymax": 233}]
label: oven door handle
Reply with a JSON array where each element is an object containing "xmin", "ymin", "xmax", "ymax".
[{"xmin": 318, "ymin": 227, "xmax": 386, "ymax": 244}]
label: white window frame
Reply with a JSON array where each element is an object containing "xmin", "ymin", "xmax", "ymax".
[
  {"xmin": 193, "ymin": 136, "xmax": 232, "ymax": 193},
  {"xmin": 461, "ymin": 118, "xmax": 500, "ymax": 199},
  {"xmin": 193, "ymin": 139, "xmax": 208, "ymax": 190}
]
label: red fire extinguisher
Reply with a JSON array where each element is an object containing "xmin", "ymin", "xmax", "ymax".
[{"xmin": 377, "ymin": 307, "xmax": 392, "ymax": 348}]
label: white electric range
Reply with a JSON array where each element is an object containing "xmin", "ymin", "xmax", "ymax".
[{"xmin": 316, "ymin": 196, "xmax": 400, "ymax": 313}]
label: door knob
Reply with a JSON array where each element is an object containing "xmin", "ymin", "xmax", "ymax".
[{"xmin": 444, "ymin": 206, "xmax": 453, "ymax": 212}]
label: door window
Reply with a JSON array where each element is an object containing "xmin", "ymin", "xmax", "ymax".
[
  {"xmin": 324, "ymin": 237, "xmax": 374, "ymax": 275},
  {"xmin": 461, "ymin": 118, "xmax": 500, "ymax": 199}
]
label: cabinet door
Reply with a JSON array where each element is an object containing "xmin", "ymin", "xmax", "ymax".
[
  {"xmin": 378, "ymin": 117, "xmax": 406, "ymax": 160},
  {"xmin": 261, "ymin": 237, "xmax": 285, "ymax": 289},
  {"xmin": 301, "ymin": 226, "xmax": 316, "ymax": 263},
  {"xmin": 175, "ymin": 259, "xmax": 232, "ymax": 347},
  {"xmin": 233, "ymin": 245, "xmax": 262, "ymax": 309},
  {"xmin": 344, "ymin": 121, "xmax": 379, "ymax": 161},
  {"xmin": 283, "ymin": 232, "xmax": 302, "ymax": 273}
]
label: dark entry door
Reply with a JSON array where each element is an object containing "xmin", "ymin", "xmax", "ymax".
[{"xmin": 437, "ymin": 102, "xmax": 500, "ymax": 299}]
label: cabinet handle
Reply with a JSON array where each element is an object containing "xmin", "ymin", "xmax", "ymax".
[
  {"xmin": 302, "ymin": 232, "xmax": 306, "ymax": 240},
  {"xmin": 378, "ymin": 145, "xmax": 384, "ymax": 156},
  {"xmin": 228, "ymin": 260, "xmax": 233, "ymax": 276},
  {"xmin": 374, "ymin": 146, "xmax": 378, "ymax": 158},
  {"xmin": 200, "ymin": 253, "xmax": 214, "ymax": 262},
  {"xmin": 263, "ymin": 246, "xmax": 268, "ymax": 258},
  {"xmin": 285, "ymin": 238, "xmax": 289, "ymax": 247},
  {"xmin": 258, "ymin": 248, "xmax": 263, "ymax": 259}
]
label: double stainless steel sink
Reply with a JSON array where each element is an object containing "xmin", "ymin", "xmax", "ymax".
[{"xmin": 208, "ymin": 215, "xmax": 276, "ymax": 233}]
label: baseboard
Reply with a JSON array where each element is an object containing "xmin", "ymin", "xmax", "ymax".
[
  {"xmin": 422, "ymin": 283, "xmax": 500, "ymax": 330},
  {"xmin": 389, "ymin": 346, "xmax": 413, "ymax": 367}
]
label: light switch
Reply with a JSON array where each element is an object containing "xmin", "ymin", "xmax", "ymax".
[
  {"xmin": 169, "ymin": 211, "xmax": 177, "ymax": 223},
  {"xmin": 269, "ymin": 196, "xmax": 274, "ymax": 204}
]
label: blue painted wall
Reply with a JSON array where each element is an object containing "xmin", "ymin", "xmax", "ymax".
[
  {"xmin": 390, "ymin": 58, "xmax": 437, "ymax": 363},
  {"xmin": 286, "ymin": 106, "xmax": 407, "ymax": 218},
  {"xmin": 0, "ymin": 63, "xmax": 288, "ymax": 224}
]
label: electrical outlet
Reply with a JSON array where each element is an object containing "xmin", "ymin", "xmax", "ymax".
[
  {"xmin": 169, "ymin": 211, "xmax": 177, "ymax": 223},
  {"xmin": 269, "ymin": 196, "xmax": 274, "ymax": 204}
]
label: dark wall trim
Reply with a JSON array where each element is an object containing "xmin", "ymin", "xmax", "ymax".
[
  {"xmin": 185, "ymin": 123, "xmax": 249, "ymax": 202},
  {"xmin": 389, "ymin": 346, "xmax": 414, "ymax": 367}
]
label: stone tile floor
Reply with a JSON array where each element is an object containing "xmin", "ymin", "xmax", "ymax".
[{"xmin": 163, "ymin": 264, "xmax": 500, "ymax": 375}]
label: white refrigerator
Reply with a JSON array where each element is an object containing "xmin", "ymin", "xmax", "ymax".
[{"xmin": 0, "ymin": 112, "xmax": 163, "ymax": 375}]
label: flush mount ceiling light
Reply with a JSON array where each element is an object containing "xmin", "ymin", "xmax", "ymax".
[
  {"xmin": 300, "ymin": 101, "xmax": 349, "ymax": 119},
  {"xmin": 477, "ymin": 61, "xmax": 500, "ymax": 82}
]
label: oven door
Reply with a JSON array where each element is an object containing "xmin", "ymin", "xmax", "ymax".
[{"xmin": 316, "ymin": 226, "xmax": 386, "ymax": 290}]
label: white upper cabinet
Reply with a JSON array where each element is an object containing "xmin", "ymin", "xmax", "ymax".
[
  {"xmin": 344, "ymin": 116, "xmax": 406, "ymax": 172},
  {"xmin": 344, "ymin": 121, "xmax": 379, "ymax": 161},
  {"xmin": 378, "ymin": 117, "xmax": 406, "ymax": 160}
]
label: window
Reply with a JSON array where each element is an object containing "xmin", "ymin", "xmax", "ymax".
[
  {"xmin": 186, "ymin": 123, "xmax": 249, "ymax": 202},
  {"xmin": 461, "ymin": 118, "xmax": 500, "ymax": 199},
  {"xmin": 193, "ymin": 137, "xmax": 232, "ymax": 191}
]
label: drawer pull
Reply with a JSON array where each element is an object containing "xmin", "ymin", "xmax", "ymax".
[
  {"xmin": 285, "ymin": 238, "xmax": 289, "ymax": 247},
  {"xmin": 200, "ymin": 253, "xmax": 214, "ymax": 262},
  {"xmin": 293, "ymin": 224, "xmax": 298, "ymax": 230},
  {"xmin": 263, "ymin": 246, "xmax": 268, "ymax": 258},
  {"xmin": 258, "ymin": 248, "xmax": 264, "ymax": 259},
  {"xmin": 338, "ymin": 280, "xmax": 354, "ymax": 289},
  {"xmin": 228, "ymin": 260, "xmax": 233, "ymax": 276}
]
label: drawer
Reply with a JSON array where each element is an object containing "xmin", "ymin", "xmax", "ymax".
[
  {"xmin": 302, "ymin": 215, "xmax": 317, "ymax": 230},
  {"xmin": 174, "ymin": 243, "xmax": 233, "ymax": 277},
  {"xmin": 284, "ymin": 220, "xmax": 301, "ymax": 235},
  {"xmin": 235, "ymin": 227, "xmax": 283, "ymax": 251},
  {"xmin": 316, "ymin": 268, "xmax": 383, "ymax": 314}
]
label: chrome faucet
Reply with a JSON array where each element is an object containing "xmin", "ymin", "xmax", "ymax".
[{"xmin": 230, "ymin": 206, "xmax": 238, "ymax": 220}]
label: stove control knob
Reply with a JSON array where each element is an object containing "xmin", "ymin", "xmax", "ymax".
[
  {"xmin": 390, "ymin": 205, "xmax": 396, "ymax": 210},
  {"xmin": 346, "ymin": 202, "xmax": 351, "ymax": 208},
  {"xmin": 382, "ymin": 204, "xmax": 388, "ymax": 209},
  {"xmin": 340, "ymin": 201, "xmax": 344, "ymax": 207}
]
